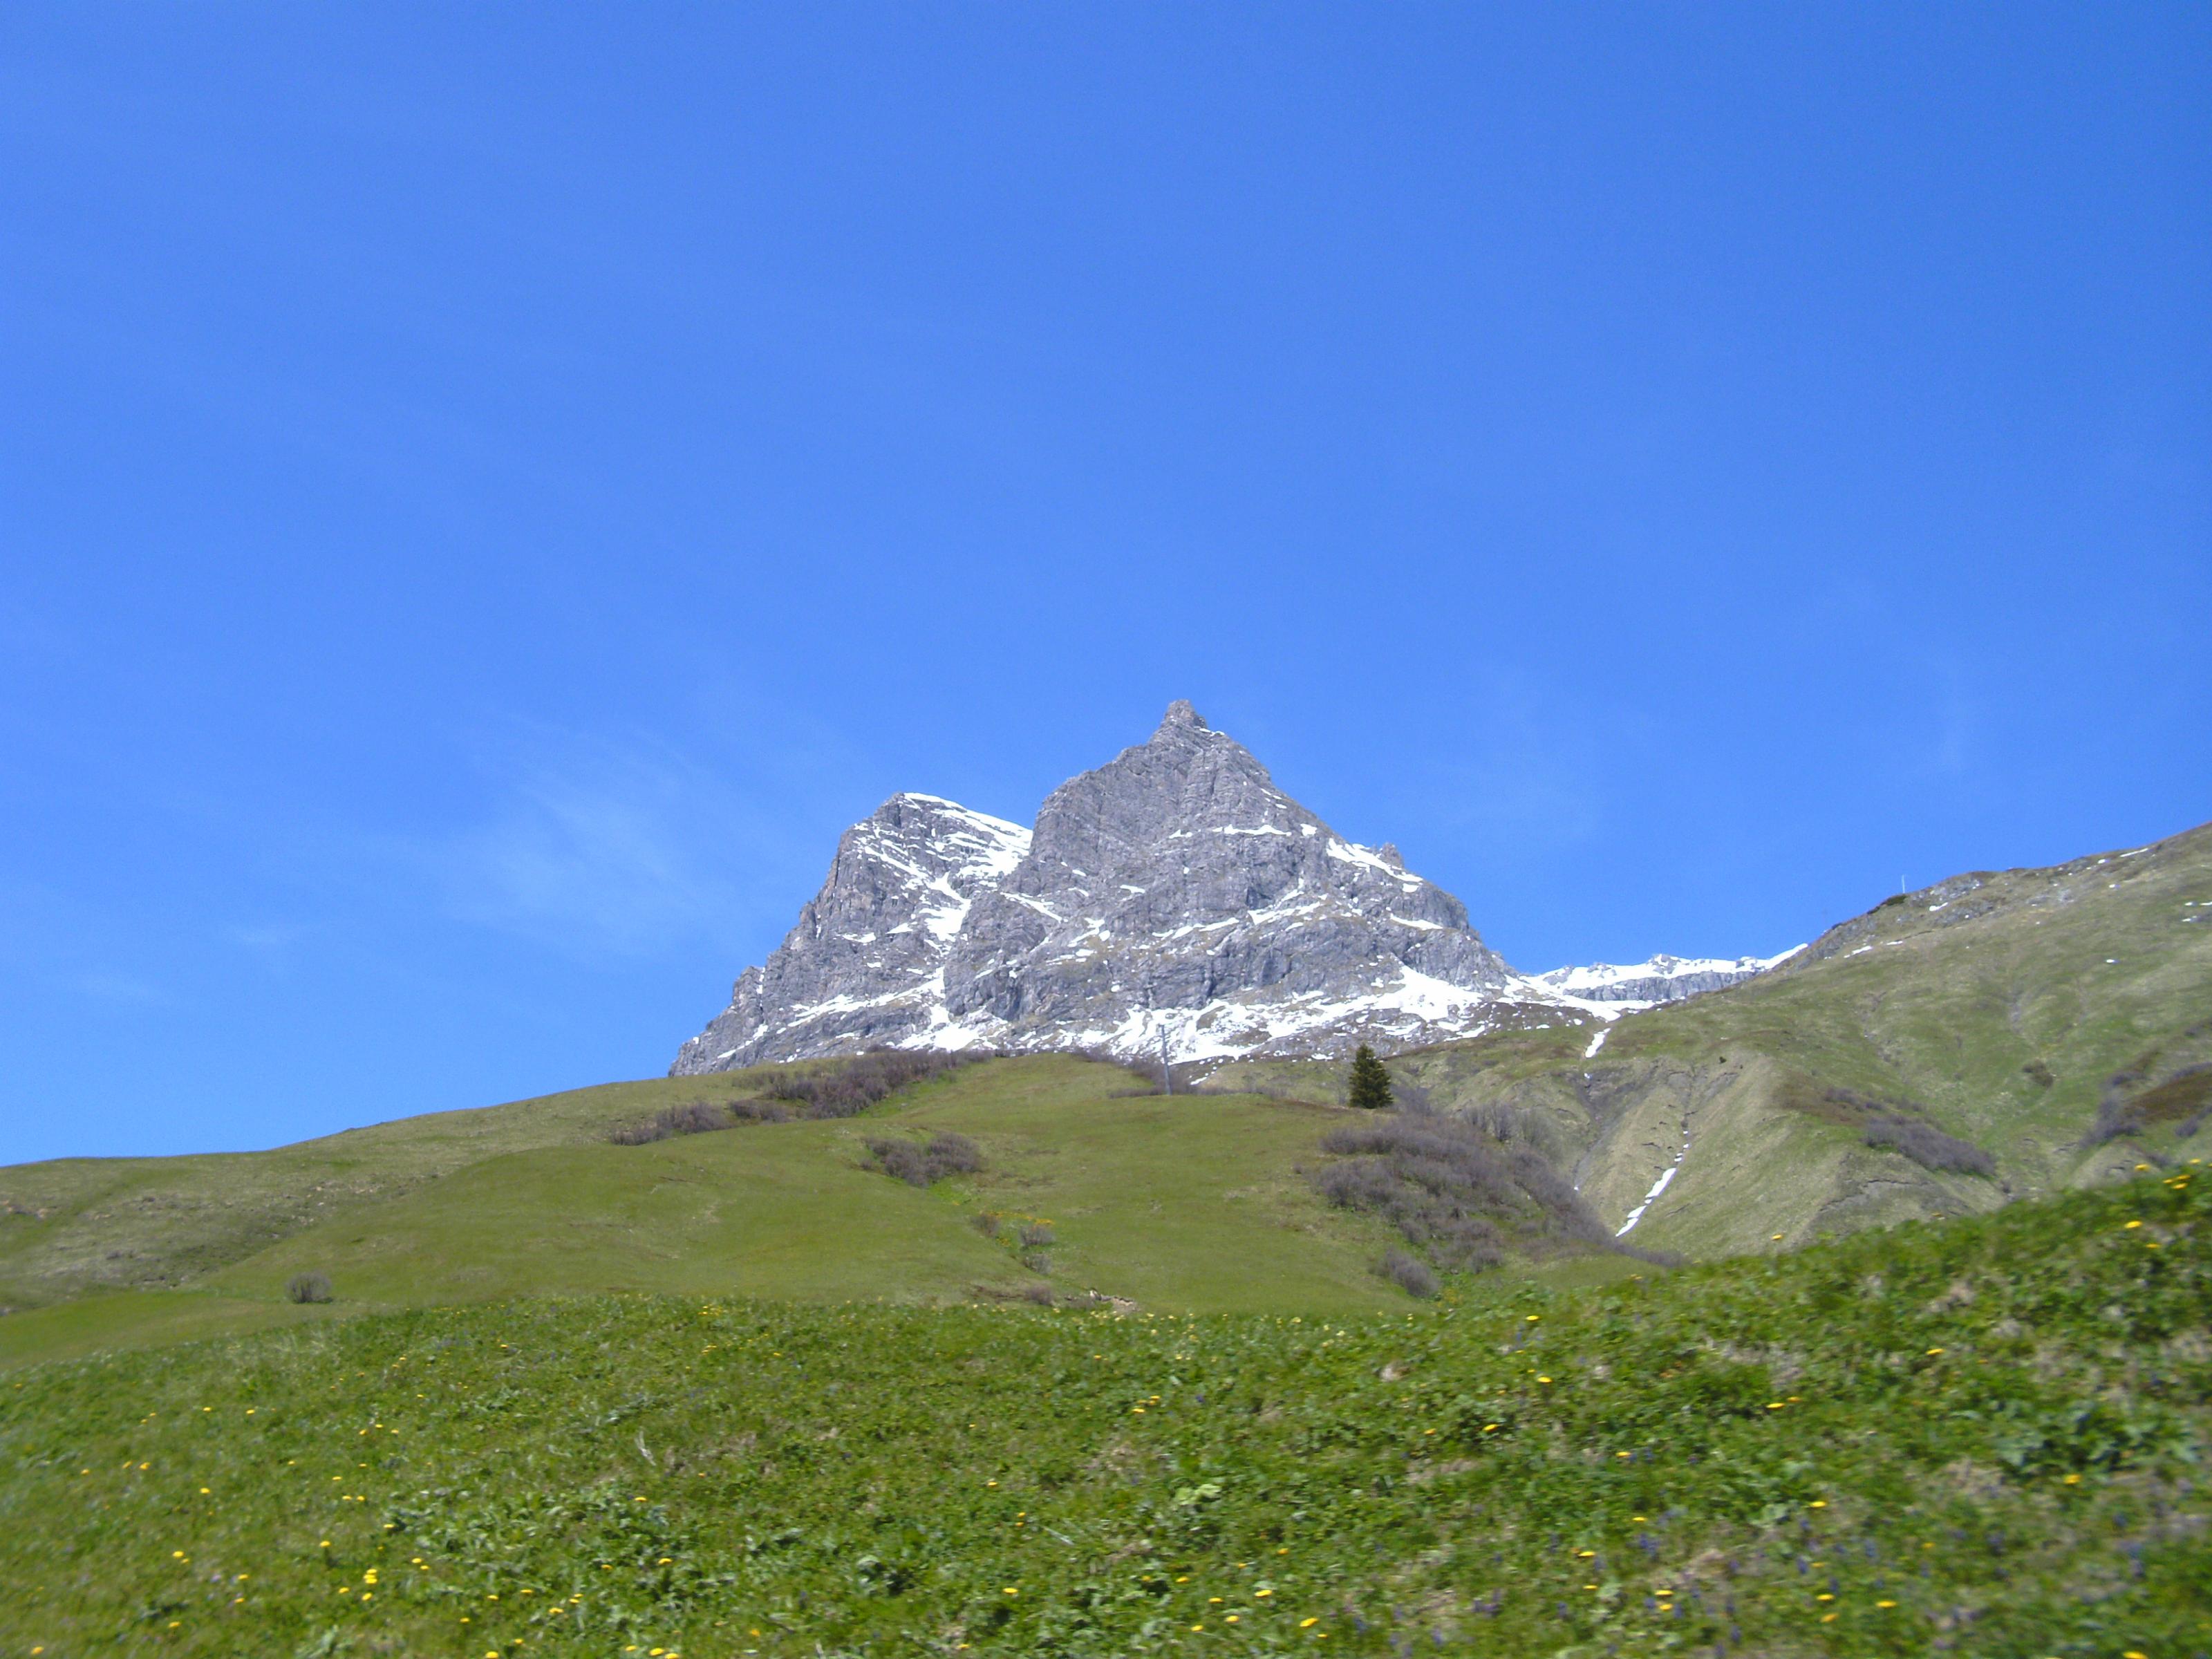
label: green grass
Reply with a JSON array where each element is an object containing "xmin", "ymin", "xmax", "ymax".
[
  {"xmin": 3, "ymin": 1169, "xmax": 2205, "ymax": 1657},
  {"xmin": 2, "ymin": 1060, "xmax": 1403, "ymax": 1370},
  {"xmin": 0, "ymin": 1070, "xmax": 807, "ymax": 1313},
  {"xmin": 190, "ymin": 1056, "xmax": 1403, "ymax": 1318}
]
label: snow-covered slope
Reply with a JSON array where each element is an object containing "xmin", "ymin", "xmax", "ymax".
[
  {"xmin": 1531, "ymin": 950, "xmax": 1801, "ymax": 1009},
  {"xmin": 673, "ymin": 706, "xmax": 1782, "ymax": 1072}
]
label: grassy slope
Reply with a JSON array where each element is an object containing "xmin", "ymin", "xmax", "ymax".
[
  {"xmin": 1217, "ymin": 819, "xmax": 2212, "ymax": 1259},
  {"xmin": 1, "ymin": 1060, "xmax": 1400, "ymax": 1370},
  {"xmin": 2, "ymin": 1170, "xmax": 2204, "ymax": 1658},
  {"xmin": 0, "ymin": 1069, "xmax": 802, "ymax": 1311}
]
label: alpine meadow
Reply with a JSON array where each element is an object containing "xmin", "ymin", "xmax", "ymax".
[
  {"xmin": 7, "ymin": 8, "xmax": 2209, "ymax": 1658},
  {"xmin": 6, "ymin": 794, "xmax": 2211, "ymax": 1654}
]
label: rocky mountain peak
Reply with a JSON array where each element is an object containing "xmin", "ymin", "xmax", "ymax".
[{"xmin": 673, "ymin": 709, "xmax": 1779, "ymax": 1074}]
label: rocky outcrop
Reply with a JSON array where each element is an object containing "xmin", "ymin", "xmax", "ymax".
[{"xmin": 671, "ymin": 794, "xmax": 1027, "ymax": 1072}]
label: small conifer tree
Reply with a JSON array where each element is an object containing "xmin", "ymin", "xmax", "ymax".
[{"xmin": 1347, "ymin": 1043, "xmax": 1394, "ymax": 1111}]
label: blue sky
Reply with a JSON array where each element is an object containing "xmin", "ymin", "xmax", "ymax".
[{"xmin": 3, "ymin": 6, "xmax": 2206, "ymax": 1163}]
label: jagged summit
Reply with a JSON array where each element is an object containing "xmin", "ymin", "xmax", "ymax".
[{"xmin": 673, "ymin": 707, "xmax": 1772, "ymax": 1073}]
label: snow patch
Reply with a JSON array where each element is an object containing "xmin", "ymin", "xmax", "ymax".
[{"xmin": 1615, "ymin": 1122, "xmax": 1691, "ymax": 1236}]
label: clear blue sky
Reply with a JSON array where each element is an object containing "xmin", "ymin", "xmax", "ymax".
[{"xmin": 3, "ymin": 6, "xmax": 2206, "ymax": 1163}]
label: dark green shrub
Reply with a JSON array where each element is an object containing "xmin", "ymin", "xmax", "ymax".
[{"xmin": 1347, "ymin": 1044, "xmax": 1394, "ymax": 1111}]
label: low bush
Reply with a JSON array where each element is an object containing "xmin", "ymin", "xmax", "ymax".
[
  {"xmin": 971, "ymin": 1212, "xmax": 1001, "ymax": 1238},
  {"xmin": 1864, "ymin": 1112, "xmax": 1997, "ymax": 1176},
  {"xmin": 727, "ymin": 1098, "xmax": 792, "ymax": 1124},
  {"xmin": 1778, "ymin": 1076, "xmax": 1997, "ymax": 1174},
  {"xmin": 1313, "ymin": 1112, "xmax": 1615, "ymax": 1272},
  {"xmin": 762, "ymin": 1050, "xmax": 991, "ymax": 1119},
  {"xmin": 1020, "ymin": 1281, "xmax": 1054, "ymax": 1306},
  {"xmin": 1457, "ymin": 1098, "xmax": 1568, "ymax": 1163},
  {"xmin": 285, "ymin": 1271, "xmax": 331, "ymax": 1304},
  {"xmin": 1378, "ymin": 1246, "xmax": 1438, "ymax": 1299},
  {"xmin": 864, "ymin": 1132, "xmax": 984, "ymax": 1188},
  {"xmin": 1018, "ymin": 1221, "xmax": 1055, "ymax": 1248},
  {"xmin": 609, "ymin": 1100, "xmax": 733, "ymax": 1145}
]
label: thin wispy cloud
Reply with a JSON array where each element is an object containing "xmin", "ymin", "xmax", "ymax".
[
  {"xmin": 68, "ymin": 970, "xmax": 169, "ymax": 1004},
  {"xmin": 420, "ymin": 726, "xmax": 821, "ymax": 961}
]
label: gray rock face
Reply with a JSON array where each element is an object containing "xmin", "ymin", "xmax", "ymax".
[
  {"xmin": 937, "ymin": 701, "xmax": 1513, "ymax": 1051},
  {"xmin": 671, "ymin": 794, "xmax": 1027, "ymax": 1073},
  {"xmin": 673, "ymin": 704, "xmax": 1763, "ymax": 1074}
]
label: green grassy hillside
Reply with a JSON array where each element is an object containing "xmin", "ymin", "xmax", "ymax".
[
  {"xmin": 2, "ymin": 1060, "xmax": 1411, "ymax": 1370},
  {"xmin": 1217, "ymin": 818, "xmax": 2212, "ymax": 1258},
  {"xmin": 3, "ymin": 1170, "xmax": 2204, "ymax": 1657},
  {"xmin": 0, "ymin": 1069, "xmax": 801, "ymax": 1311}
]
